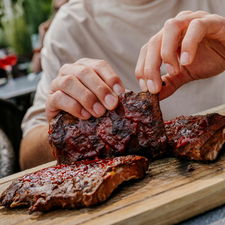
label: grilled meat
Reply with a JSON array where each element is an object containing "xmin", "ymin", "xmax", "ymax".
[
  {"xmin": 0, "ymin": 155, "xmax": 148, "ymax": 214},
  {"xmin": 165, "ymin": 113, "xmax": 225, "ymax": 161},
  {"xmin": 49, "ymin": 91, "xmax": 168, "ymax": 164}
]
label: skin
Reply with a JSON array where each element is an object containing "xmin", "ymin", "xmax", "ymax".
[
  {"xmin": 20, "ymin": 11, "xmax": 225, "ymax": 170},
  {"xmin": 135, "ymin": 11, "xmax": 225, "ymax": 100}
]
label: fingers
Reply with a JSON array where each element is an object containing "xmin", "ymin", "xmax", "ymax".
[
  {"xmin": 136, "ymin": 10, "xmax": 225, "ymax": 96},
  {"xmin": 135, "ymin": 34, "xmax": 163, "ymax": 94},
  {"xmin": 161, "ymin": 11, "xmax": 209, "ymax": 74},
  {"xmin": 159, "ymin": 68, "xmax": 194, "ymax": 101},
  {"xmin": 46, "ymin": 59, "xmax": 125, "ymax": 122},
  {"xmin": 46, "ymin": 90, "xmax": 90, "ymax": 123},
  {"xmin": 75, "ymin": 58, "xmax": 125, "ymax": 95},
  {"xmin": 59, "ymin": 63, "xmax": 119, "ymax": 109},
  {"xmin": 180, "ymin": 14, "xmax": 225, "ymax": 65}
]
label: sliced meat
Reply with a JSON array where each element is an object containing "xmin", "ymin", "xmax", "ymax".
[
  {"xmin": 164, "ymin": 113, "xmax": 225, "ymax": 161},
  {"xmin": 49, "ymin": 91, "xmax": 168, "ymax": 164},
  {"xmin": 0, "ymin": 155, "xmax": 149, "ymax": 214}
]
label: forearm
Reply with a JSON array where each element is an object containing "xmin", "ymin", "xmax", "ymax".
[
  {"xmin": 31, "ymin": 52, "xmax": 42, "ymax": 74},
  {"xmin": 19, "ymin": 124, "xmax": 55, "ymax": 170}
]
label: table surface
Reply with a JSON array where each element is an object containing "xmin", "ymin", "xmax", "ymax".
[
  {"xmin": 0, "ymin": 73, "xmax": 41, "ymax": 99},
  {"xmin": 1, "ymin": 104, "xmax": 225, "ymax": 225}
]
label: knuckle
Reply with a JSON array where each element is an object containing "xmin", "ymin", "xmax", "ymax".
[
  {"xmin": 59, "ymin": 75, "xmax": 74, "ymax": 90},
  {"xmin": 70, "ymin": 100, "xmax": 80, "ymax": 110},
  {"xmin": 139, "ymin": 43, "xmax": 148, "ymax": 55},
  {"xmin": 75, "ymin": 57, "xmax": 90, "ymax": 65},
  {"xmin": 106, "ymin": 73, "xmax": 120, "ymax": 85},
  {"xmin": 176, "ymin": 10, "xmax": 193, "ymax": 17},
  {"xmin": 49, "ymin": 78, "xmax": 57, "ymax": 91},
  {"xmin": 196, "ymin": 10, "xmax": 209, "ymax": 16},
  {"xmin": 148, "ymin": 34, "xmax": 160, "ymax": 45},
  {"xmin": 80, "ymin": 91, "xmax": 95, "ymax": 106},
  {"xmin": 164, "ymin": 18, "xmax": 178, "ymax": 28},
  {"xmin": 207, "ymin": 13, "xmax": 220, "ymax": 21},
  {"xmin": 144, "ymin": 66, "xmax": 152, "ymax": 76},
  {"xmin": 92, "ymin": 60, "xmax": 108, "ymax": 70},
  {"xmin": 94, "ymin": 84, "xmax": 107, "ymax": 93},
  {"xmin": 75, "ymin": 66, "xmax": 91, "ymax": 78},
  {"xmin": 190, "ymin": 18, "xmax": 204, "ymax": 27},
  {"xmin": 50, "ymin": 90, "xmax": 63, "ymax": 106},
  {"xmin": 59, "ymin": 63, "xmax": 70, "ymax": 75}
]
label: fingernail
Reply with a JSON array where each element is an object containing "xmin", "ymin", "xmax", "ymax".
[
  {"xmin": 180, "ymin": 52, "xmax": 190, "ymax": 65},
  {"xmin": 139, "ymin": 79, "xmax": 148, "ymax": 92},
  {"xmin": 147, "ymin": 79, "xmax": 156, "ymax": 93},
  {"xmin": 81, "ymin": 108, "xmax": 91, "ymax": 118},
  {"xmin": 165, "ymin": 63, "xmax": 175, "ymax": 75},
  {"xmin": 93, "ymin": 102, "xmax": 106, "ymax": 115},
  {"xmin": 105, "ymin": 94, "xmax": 117, "ymax": 108},
  {"xmin": 113, "ymin": 84, "xmax": 123, "ymax": 95}
]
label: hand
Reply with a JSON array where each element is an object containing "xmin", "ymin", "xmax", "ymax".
[
  {"xmin": 135, "ymin": 11, "xmax": 225, "ymax": 100},
  {"xmin": 46, "ymin": 58, "xmax": 125, "ymax": 122}
]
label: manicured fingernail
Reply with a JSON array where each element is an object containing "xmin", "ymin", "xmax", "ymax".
[
  {"xmin": 93, "ymin": 102, "xmax": 106, "ymax": 115},
  {"xmin": 180, "ymin": 52, "xmax": 190, "ymax": 65},
  {"xmin": 105, "ymin": 94, "xmax": 117, "ymax": 108},
  {"xmin": 139, "ymin": 79, "xmax": 148, "ymax": 92},
  {"xmin": 165, "ymin": 63, "xmax": 175, "ymax": 76},
  {"xmin": 113, "ymin": 84, "xmax": 123, "ymax": 95},
  {"xmin": 81, "ymin": 108, "xmax": 91, "ymax": 118},
  {"xmin": 147, "ymin": 79, "xmax": 156, "ymax": 93}
]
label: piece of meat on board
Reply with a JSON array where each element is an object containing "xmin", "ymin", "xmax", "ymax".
[
  {"xmin": 164, "ymin": 113, "xmax": 225, "ymax": 161},
  {"xmin": 49, "ymin": 91, "xmax": 168, "ymax": 165},
  {"xmin": 0, "ymin": 155, "xmax": 149, "ymax": 214}
]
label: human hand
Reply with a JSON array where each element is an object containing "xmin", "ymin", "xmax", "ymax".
[
  {"xmin": 135, "ymin": 11, "xmax": 225, "ymax": 100},
  {"xmin": 46, "ymin": 58, "xmax": 125, "ymax": 122}
]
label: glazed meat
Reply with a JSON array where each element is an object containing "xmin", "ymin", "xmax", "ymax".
[
  {"xmin": 165, "ymin": 113, "xmax": 225, "ymax": 161},
  {"xmin": 49, "ymin": 91, "xmax": 168, "ymax": 164},
  {"xmin": 0, "ymin": 155, "xmax": 148, "ymax": 214}
]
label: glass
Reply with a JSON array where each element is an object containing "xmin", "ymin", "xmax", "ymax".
[{"xmin": 0, "ymin": 48, "xmax": 18, "ymax": 85}]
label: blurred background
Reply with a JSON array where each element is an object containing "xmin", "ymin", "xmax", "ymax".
[
  {"xmin": 0, "ymin": 0, "xmax": 52, "ymax": 58},
  {"xmin": 0, "ymin": 0, "xmax": 54, "ymax": 177}
]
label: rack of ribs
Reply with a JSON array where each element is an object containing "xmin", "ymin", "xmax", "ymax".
[
  {"xmin": 0, "ymin": 155, "xmax": 149, "ymax": 214},
  {"xmin": 164, "ymin": 113, "xmax": 225, "ymax": 161},
  {"xmin": 49, "ymin": 91, "xmax": 168, "ymax": 165}
]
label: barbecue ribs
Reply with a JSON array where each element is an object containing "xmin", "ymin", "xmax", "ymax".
[
  {"xmin": 49, "ymin": 91, "xmax": 168, "ymax": 164},
  {"xmin": 0, "ymin": 155, "xmax": 148, "ymax": 214},
  {"xmin": 165, "ymin": 113, "xmax": 225, "ymax": 161}
]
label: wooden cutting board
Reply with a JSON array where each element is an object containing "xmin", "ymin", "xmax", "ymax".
[{"xmin": 1, "ymin": 104, "xmax": 225, "ymax": 225}]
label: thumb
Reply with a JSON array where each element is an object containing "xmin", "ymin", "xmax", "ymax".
[{"xmin": 159, "ymin": 70, "xmax": 194, "ymax": 100}]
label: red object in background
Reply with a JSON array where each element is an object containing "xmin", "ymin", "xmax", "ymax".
[{"xmin": 0, "ymin": 54, "xmax": 17, "ymax": 71}]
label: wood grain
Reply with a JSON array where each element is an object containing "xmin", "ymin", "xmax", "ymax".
[{"xmin": 0, "ymin": 104, "xmax": 225, "ymax": 225}]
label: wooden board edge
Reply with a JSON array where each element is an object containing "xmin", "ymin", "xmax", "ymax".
[
  {"xmin": 80, "ymin": 170, "xmax": 225, "ymax": 225},
  {"xmin": 195, "ymin": 104, "xmax": 225, "ymax": 116}
]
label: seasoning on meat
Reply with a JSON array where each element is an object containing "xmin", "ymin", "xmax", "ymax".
[
  {"xmin": 165, "ymin": 113, "xmax": 225, "ymax": 161},
  {"xmin": 0, "ymin": 155, "xmax": 148, "ymax": 214},
  {"xmin": 49, "ymin": 91, "xmax": 168, "ymax": 165}
]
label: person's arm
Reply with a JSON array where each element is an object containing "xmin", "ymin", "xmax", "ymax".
[
  {"xmin": 31, "ymin": 19, "xmax": 52, "ymax": 74},
  {"xmin": 19, "ymin": 125, "xmax": 54, "ymax": 170},
  {"xmin": 135, "ymin": 11, "xmax": 225, "ymax": 100},
  {"xmin": 20, "ymin": 2, "xmax": 125, "ymax": 170}
]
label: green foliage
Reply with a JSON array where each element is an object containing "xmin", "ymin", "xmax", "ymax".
[
  {"xmin": 22, "ymin": 0, "xmax": 52, "ymax": 35},
  {"xmin": 3, "ymin": 15, "xmax": 31, "ymax": 54},
  {"xmin": 0, "ymin": 0, "xmax": 52, "ymax": 55}
]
